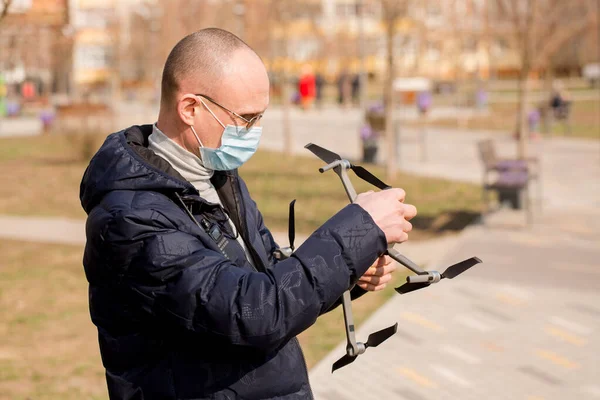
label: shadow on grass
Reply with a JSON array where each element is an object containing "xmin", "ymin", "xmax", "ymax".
[{"xmin": 411, "ymin": 210, "xmax": 481, "ymax": 233}]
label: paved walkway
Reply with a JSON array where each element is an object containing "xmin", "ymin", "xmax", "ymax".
[{"xmin": 309, "ymin": 208, "xmax": 600, "ymax": 400}]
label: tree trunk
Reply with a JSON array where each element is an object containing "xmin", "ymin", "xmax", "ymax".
[
  {"xmin": 281, "ymin": 71, "xmax": 292, "ymax": 156},
  {"xmin": 280, "ymin": 10, "xmax": 292, "ymax": 156},
  {"xmin": 542, "ymin": 63, "xmax": 554, "ymax": 134},
  {"xmin": 516, "ymin": 66, "xmax": 530, "ymax": 159},
  {"xmin": 357, "ymin": 0, "xmax": 368, "ymax": 108},
  {"xmin": 384, "ymin": 16, "xmax": 397, "ymax": 181}
]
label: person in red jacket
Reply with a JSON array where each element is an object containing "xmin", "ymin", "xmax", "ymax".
[{"xmin": 298, "ymin": 64, "xmax": 316, "ymax": 110}]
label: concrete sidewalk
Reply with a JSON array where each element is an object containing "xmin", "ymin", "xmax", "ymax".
[{"xmin": 308, "ymin": 207, "xmax": 600, "ymax": 400}]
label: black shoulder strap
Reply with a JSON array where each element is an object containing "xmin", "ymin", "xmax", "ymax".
[{"xmin": 173, "ymin": 193, "xmax": 234, "ymax": 261}]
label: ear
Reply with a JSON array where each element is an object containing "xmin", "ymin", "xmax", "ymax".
[{"xmin": 177, "ymin": 94, "xmax": 198, "ymax": 126}]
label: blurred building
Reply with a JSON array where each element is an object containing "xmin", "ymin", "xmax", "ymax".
[
  {"xmin": 0, "ymin": 0, "xmax": 72, "ymax": 98},
  {"xmin": 71, "ymin": 0, "xmax": 149, "ymax": 101},
  {"xmin": 3, "ymin": 0, "xmax": 592, "ymax": 103},
  {"xmin": 70, "ymin": 0, "xmax": 115, "ymax": 96},
  {"xmin": 263, "ymin": 0, "xmax": 595, "ymax": 81}
]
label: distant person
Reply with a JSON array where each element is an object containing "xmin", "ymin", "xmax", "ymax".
[
  {"xmin": 475, "ymin": 86, "xmax": 488, "ymax": 110},
  {"xmin": 315, "ymin": 72, "xmax": 325, "ymax": 108},
  {"xmin": 298, "ymin": 65, "xmax": 316, "ymax": 110},
  {"xmin": 528, "ymin": 108, "xmax": 541, "ymax": 140},
  {"xmin": 0, "ymin": 76, "xmax": 6, "ymax": 117},
  {"xmin": 337, "ymin": 69, "xmax": 352, "ymax": 107},
  {"xmin": 21, "ymin": 81, "xmax": 36, "ymax": 100},
  {"xmin": 79, "ymin": 28, "xmax": 416, "ymax": 399},
  {"xmin": 550, "ymin": 80, "xmax": 570, "ymax": 118},
  {"xmin": 351, "ymin": 73, "xmax": 360, "ymax": 106},
  {"xmin": 416, "ymin": 90, "xmax": 432, "ymax": 116},
  {"xmin": 549, "ymin": 80, "xmax": 572, "ymax": 134},
  {"xmin": 361, "ymin": 102, "xmax": 385, "ymax": 163}
]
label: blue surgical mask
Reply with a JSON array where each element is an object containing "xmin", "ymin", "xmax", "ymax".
[
  {"xmin": 191, "ymin": 124, "xmax": 261, "ymax": 171},
  {"xmin": 191, "ymin": 97, "xmax": 263, "ymax": 170}
]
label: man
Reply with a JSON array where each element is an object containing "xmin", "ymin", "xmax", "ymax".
[{"xmin": 80, "ymin": 28, "xmax": 416, "ymax": 400}]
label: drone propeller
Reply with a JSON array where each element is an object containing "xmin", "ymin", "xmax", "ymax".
[
  {"xmin": 305, "ymin": 143, "xmax": 341, "ymax": 164},
  {"xmin": 332, "ymin": 323, "xmax": 398, "ymax": 372},
  {"xmin": 305, "ymin": 143, "xmax": 391, "ymax": 190},
  {"xmin": 273, "ymin": 200, "xmax": 297, "ymax": 260},
  {"xmin": 442, "ymin": 256, "xmax": 481, "ymax": 279},
  {"xmin": 288, "ymin": 199, "xmax": 296, "ymax": 251},
  {"xmin": 364, "ymin": 323, "xmax": 398, "ymax": 348},
  {"xmin": 331, "ymin": 354, "xmax": 356, "ymax": 372},
  {"xmin": 350, "ymin": 165, "xmax": 391, "ymax": 190},
  {"xmin": 395, "ymin": 281, "xmax": 431, "ymax": 295},
  {"xmin": 395, "ymin": 257, "xmax": 482, "ymax": 295}
]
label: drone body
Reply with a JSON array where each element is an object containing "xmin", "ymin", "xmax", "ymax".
[{"xmin": 276, "ymin": 143, "xmax": 483, "ymax": 373}]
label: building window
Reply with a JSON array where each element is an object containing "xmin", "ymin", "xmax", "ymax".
[{"xmin": 75, "ymin": 46, "xmax": 112, "ymax": 70}]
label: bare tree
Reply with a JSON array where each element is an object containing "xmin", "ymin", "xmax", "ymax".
[
  {"xmin": 495, "ymin": 0, "xmax": 597, "ymax": 158},
  {"xmin": 381, "ymin": 0, "xmax": 409, "ymax": 181},
  {"xmin": 265, "ymin": 0, "xmax": 322, "ymax": 155},
  {"xmin": 0, "ymin": 0, "xmax": 13, "ymax": 25}
]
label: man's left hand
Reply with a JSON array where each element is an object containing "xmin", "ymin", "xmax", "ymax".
[{"xmin": 357, "ymin": 255, "xmax": 397, "ymax": 291}]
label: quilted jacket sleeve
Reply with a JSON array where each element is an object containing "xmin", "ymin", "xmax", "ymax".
[
  {"xmin": 93, "ymin": 203, "xmax": 386, "ymax": 352},
  {"xmin": 252, "ymin": 201, "xmax": 369, "ymax": 309}
]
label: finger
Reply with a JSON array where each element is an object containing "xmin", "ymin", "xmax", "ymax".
[
  {"xmin": 363, "ymin": 262, "xmax": 397, "ymax": 277},
  {"xmin": 404, "ymin": 220, "xmax": 413, "ymax": 233},
  {"xmin": 388, "ymin": 188, "xmax": 406, "ymax": 203},
  {"xmin": 359, "ymin": 273, "xmax": 393, "ymax": 286},
  {"xmin": 365, "ymin": 256, "xmax": 385, "ymax": 273},
  {"xmin": 359, "ymin": 275, "xmax": 382, "ymax": 285},
  {"xmin": 396, "ymin": 231, "xmax": 409, "ymax": 243},
  {"xmin": 389, "ymin": 228, "xmax": 409, "ymax": 244},
  {"xmin": 375, "ymin": 255, "xmax": 390, "ymax": 268},
  {"xmin": 403, "ymin": 204, "xmax": 417, "ymax": 221},
  {"xmin": 357, "ymin": 281, "xmax": 388, "ymax": 292}
]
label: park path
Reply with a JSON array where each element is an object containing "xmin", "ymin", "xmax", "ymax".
[{"xmin": 309, "ymin": 208, "xmax": 600, "ymax": 400}]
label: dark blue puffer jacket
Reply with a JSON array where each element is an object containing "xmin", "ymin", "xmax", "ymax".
[{"xmin": 80, "ymin": 125, "xmax": 387, "ymax": 399}]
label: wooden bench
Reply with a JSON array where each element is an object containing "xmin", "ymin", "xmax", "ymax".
[{"xmin": 477, "ymin": 139, "xmax": 542, "ymax": 225}]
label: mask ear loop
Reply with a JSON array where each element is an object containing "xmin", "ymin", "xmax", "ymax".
[
  {"xmin": 197, "ymin": 96, "xmax": 226, "ymax": 129},
  {"xmin": 190, "ymin": 125, "xmax": 204, "ymax": 148}
]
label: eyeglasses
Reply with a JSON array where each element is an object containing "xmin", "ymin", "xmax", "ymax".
[{"xmin": 195, "ymin": 94, "xmax": 263, "ymax": 130}]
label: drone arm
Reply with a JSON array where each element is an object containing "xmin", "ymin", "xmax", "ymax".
[
  {"xmin": 322, "ymin": 285, "xmax": 369, "ymax": 314},
  {"xmin": 337, "ymin": 165, "xmax": 358, "ymax": 203},
  {"xmin": 387, "ymin": 248, "xmax": 428, "ymax": 275},
  {"xmin": 341, "ymin": 290, "xmax": 360, "ymax": 355}
]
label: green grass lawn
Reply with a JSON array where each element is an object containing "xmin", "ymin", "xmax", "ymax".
[{"xmin": 0, "ymin": 133, "xmax": 483, "ymax": 238}]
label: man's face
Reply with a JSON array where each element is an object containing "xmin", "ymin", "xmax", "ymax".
[{"xmin": 192, "ymin": 49, "xmax": 270, "ymax": 150}]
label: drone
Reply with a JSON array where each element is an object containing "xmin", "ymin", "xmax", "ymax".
[{"xmin": 274, "ymin": 143, "xmax": 482, "ymax": 373}]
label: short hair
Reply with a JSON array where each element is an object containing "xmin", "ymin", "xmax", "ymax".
[{"xmin": 160, "ymin": 28, "xmax": 256, "ymax": 106}]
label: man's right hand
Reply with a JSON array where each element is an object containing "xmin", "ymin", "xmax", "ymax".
[{"xmin": 354, "ymin": 188, "xmax": 417, "ymax": 244}]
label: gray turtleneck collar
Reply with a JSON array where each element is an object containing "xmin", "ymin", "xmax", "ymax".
[{"xmin": 148, "ymin": 123, "xmax": 221, "ymax": 205}]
